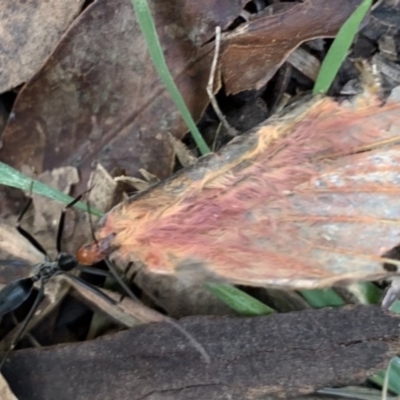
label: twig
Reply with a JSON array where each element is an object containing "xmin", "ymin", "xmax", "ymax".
[{"xmin": 206, "ymin": 26, "xmax": 238, "ymax": 137}]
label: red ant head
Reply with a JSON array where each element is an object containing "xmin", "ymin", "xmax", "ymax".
[{"xmin": 77, "ymin": 233, "xmax": 116, "ymax": 265}]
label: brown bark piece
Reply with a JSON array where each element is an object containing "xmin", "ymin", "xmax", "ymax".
[{"xmin": 2, "ymin": 306, "xmax": 399, "ymax": 400}]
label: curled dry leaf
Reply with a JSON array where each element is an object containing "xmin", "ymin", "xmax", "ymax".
[
  {"xmin": 78, "ymin": 86, "xmax": 400, "ymax": 293},
  {"xmin": 219, "ymin": 0, "xmax": 362, "ymax": 94},
  {"xmin": 114, "ymin": 168, "xmax": 160, "ymax": 192}
]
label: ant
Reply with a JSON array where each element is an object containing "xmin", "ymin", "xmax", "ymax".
[{"xmin": 0, "ymin": 190, "xmax": 138, "ymax": 369}]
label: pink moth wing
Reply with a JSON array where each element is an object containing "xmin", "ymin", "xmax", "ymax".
[{"xmin": 80, "ymin": 89, "xmax": 400, "ymax": 289}]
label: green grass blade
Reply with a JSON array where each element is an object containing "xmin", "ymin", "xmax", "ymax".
[
  {"xmin": 299, "ymin": 288, "xmax": 345, "ymax": 308},
  {"xmin": 130, "ymin": 0, "xmax": 210, "ymax": 155},
  {"xmin": 313, "ymin": 0, "xmax": 372, "ymax": 95},
  {"xmin": 0, "ymin": 162, "xmax": 102, "ymax": 217},
  {"xmin": 369, "ymin": 357, "xmax": 400, "ymax": 395},
  {"xmin": 205, "ymin": 283, "xmax": 275, "ymax": 316}
]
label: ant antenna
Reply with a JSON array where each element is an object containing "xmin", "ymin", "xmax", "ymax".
[
  {"xmin": 17, "ymin": 181, "xmax": 47, "ymax": 256},
  {"xmin": 56, "ymin": 192, "xmax": 85, "ymax": 253}
]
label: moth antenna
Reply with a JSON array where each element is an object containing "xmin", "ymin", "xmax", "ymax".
[{"xmin": 164, "ymin": 317, "xmax": 210, "ymax": 364}]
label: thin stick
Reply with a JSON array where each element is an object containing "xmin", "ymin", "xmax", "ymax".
[
  {"xmin": 206, "ymin": 26, "xmax": 237, "ymax": 137},
  {"xmin": 212, "ymin": 122, "xmax": 222, "ymax": 152}
]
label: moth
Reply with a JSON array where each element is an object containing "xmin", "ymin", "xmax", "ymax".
[{"xmin": 78, "ymin": 85, "xmax": 400, "ymax": 304}]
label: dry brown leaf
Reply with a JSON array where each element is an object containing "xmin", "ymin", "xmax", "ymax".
[
  {"xmin": 219, "ymin": 0, "xmax": 362, "ymax": 94},
  {"xmin": 0, "ymin": 0, "xmax": 84, "ymax": 93},
  {"xmin": 0, "ymin": 0, "xmax": 359, "ymax": 194},
  {"xmin": 0, "ymin": 224, "xmax": 42, "ymax": 261},
  {"xmin": 32, "ymin": 166, "xmax": 79, "ymax": 253},
  {"xmin": 0, "ymin": 0, "xmax": 218, "ymax": 191}
]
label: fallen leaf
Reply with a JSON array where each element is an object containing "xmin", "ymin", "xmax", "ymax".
[
  {"xmin": 0, "ymin": 0, "xmax": 360, "ymax": 194},
  {"xmin": 78, "ymin": 85, "xmax": 400, "ymax": 291},
  {"xmin": 0, "ymin": 0, "xmax": 218, "ymax": 191},
  {"xmin": 0, "ymin": 0, "xmax": 84, "ymax": 93},
  {"xmin": 0, "ymin": 225, "xmax": 42, "ymax": 285},
  {"xmin": 31, "ymin": 166, "xmax": 79, "ymax": 253},
  {"xmin": 170, "ymin": 0, "xmax": 248, "ymax": 46},
  {"xmin": 219, "ymin": 0, "xmax": 362, "ymax": 94}
]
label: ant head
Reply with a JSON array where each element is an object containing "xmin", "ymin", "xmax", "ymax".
[
  {"xmin": 76, "ymin": 243, "xmax": 102, "ymax": 265},
  {"xmin": 77, "ymin": 234, "xmax": 116, "ymax": 265},
  {"xmin": 57, "ymin": 252, "xmax": 78, "ymax": 272}
]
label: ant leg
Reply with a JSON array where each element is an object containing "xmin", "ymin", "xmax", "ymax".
[
  {"xmin": 62, "ymin": 272, "xmax": 117, "ymax": 305},
  {"xmin": 16, "ymin": 187, "xmax": 47, "ymax": 256},
  {"xmin": 56, "ymin": 194, "xmax": 84, "ymax": 254},
  {"xmin": 10, "ymin": 313, "xmax": 41, "ymax": 348},
  {"xmin": 76, "ymin": 266, "xmax": 112, "ymax": 278},
  {"xmin": 104, "ymin": 259, "xmax": 139, "ymax": 303},
  {"xmin": 0, "ymin": 283, "xmax": 45, "ymax": 370},
  {"xmin": 118, "ymin": 263, "xmax": 137, "ymax": 302}
]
